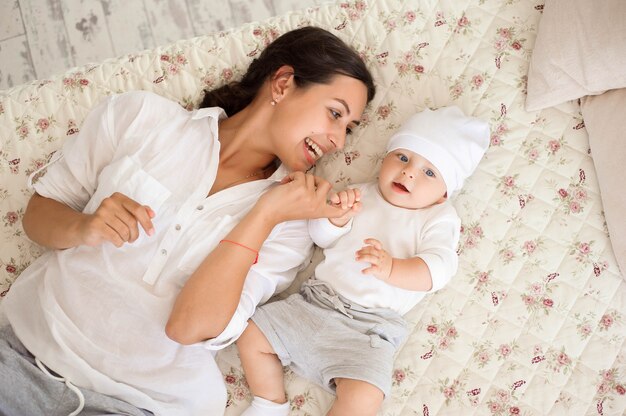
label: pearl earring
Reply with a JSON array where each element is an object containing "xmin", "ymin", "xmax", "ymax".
[{"xmin": 270, "ymin": 99, "xmax": 276, "ymax": 106}]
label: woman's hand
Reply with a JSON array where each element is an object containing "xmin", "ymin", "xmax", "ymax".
[
  {"xmin": 78, "ymin": 192, "xmax": 155, "ymax": 247},
  {"xmin": 253, "ymin": 172, "xmax": 349, "ymax": 225},
  {"xmin": 356, "ymin": 238, "xmax": 393, "ymax": 280},
  {"xmin": 22, "ymin": 193, "xmax": 154, "ymax": 250}
]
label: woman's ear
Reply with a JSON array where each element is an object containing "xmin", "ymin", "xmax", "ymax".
[{"xmin": 271, "ymin": 65, "xmax": 295, "ymax": 102}]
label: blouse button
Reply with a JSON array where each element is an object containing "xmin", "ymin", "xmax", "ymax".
[
  {"xmin": 196, "ymin": 205, "xmax": 204, "ymax": 211},
  {"xmin": 175, "ymin": 224, "xmax": 181, "ymax": 231},
  {"xmin": 161, "ymin": 249, "xmax": 168, "ymax": 256}
]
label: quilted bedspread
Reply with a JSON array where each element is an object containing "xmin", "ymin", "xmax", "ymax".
[{"xmin": 1, "ymin": 0, "xmax": 625, "ymax": 415}]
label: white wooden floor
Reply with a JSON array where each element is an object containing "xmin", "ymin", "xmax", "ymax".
[{"xmin": 0, "ymin": 0, "xmax": 327, "ymax": 91}]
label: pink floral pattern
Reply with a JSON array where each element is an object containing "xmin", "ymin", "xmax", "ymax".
[
  {"xmin": 379, "ymin": 9, "xmax": 423, "ymax": 33},
  {"xmin": 492, "ymin": 26, "xmax": 528, "ymax": 69},
  {"xmin": 222, "ymin": 366, "xmax": 250, "ymax": 408},
  {"xmin": 62, "ymin": 71, "xmax": 91, "ymax": 91},
  {"xmin": 594, "ymin": 368, "xmax": 626, "ymax": 412},
  {"xmin": 545, "ymin": 347, "xmax": 574, "ymax": 375},
  {"xmin": 519, "ymin": 274, "xmax": 559, "ymax": 326},
  {"xmin": 458, "ymin": 221, "xmax": 485, "ymax": 254},
  {"xmin": 489, "ymin": 104, "xmax": 511, "ymax": 147},
  {"xmin": 422, "ymin": 318, "xmax": 460, "ymax": 356},
  {"xmin": 251, "ymin": 25, "xmax": 281, "ymax": 48},
  {"xmin": 472, "ymin": 339, "xmax": 520, "ymax": 370},
  {"xmin": 340, "ymin": 1, "xmax": 368, "ymax": 21},
  {"xmin": 1, "ymin": 1, "xmax": 625, "ymax": 415},
  {"xmin": 154, "ymin": 50, "xmax": 189, "ymax": 83},
  {"xmin": 394, "ymin": 42, "xmax": 429, "ymax": 79},
  {"xmin": 392, "ymin": 366, "xmax": 414, "ymax": 387},
  {"xmin": 554, "ymin": 176, "xmax": 591, "ymax": 216},
  {"xmin": 485, "ymin": 389, "xmax": 521, "ymax": 416},
  {"xmin": 437, "ymin": 371, "xmax": 469, "ymax": 406},
  {"xmin": 376, "ymin": 101, "xmax": 396, "ymax": 121}
]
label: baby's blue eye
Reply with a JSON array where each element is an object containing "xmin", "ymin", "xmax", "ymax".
[
  {"xmin": 399, "ymin": 154, "xmax": 409, "ymax": 162},
  {"xmin": 425, "ymin": 169, "xmax": 435, "ymax": 177}
]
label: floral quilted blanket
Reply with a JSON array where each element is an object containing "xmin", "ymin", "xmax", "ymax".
[{"xmin": 1, "ymin": 0, "xmax": 624, "ymax": 415}]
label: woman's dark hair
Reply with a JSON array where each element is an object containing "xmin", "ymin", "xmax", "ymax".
[{"xmin": 200, "ymin": 26, "xmax": 376, "ymax": 115}]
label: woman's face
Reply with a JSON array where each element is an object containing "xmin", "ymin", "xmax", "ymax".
[
  {"xmin": 377, "ymin": 149, "xmax": 447, "ymax": 209},
  {"xmin": 269, "ymin": 74, "xmax": 369, "ymax": 172}
]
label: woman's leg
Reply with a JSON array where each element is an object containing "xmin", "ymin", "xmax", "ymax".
[
  {"xmin": 327, "ymin": 378, "xmax": 384, "ymax": 416},
  {"xmin": 236, "ymin": 321, "xmax": 287, "ymax": 404},
  {"xmin": 0, "ymin": 324, "xmax": 150, "ymax": 416}
]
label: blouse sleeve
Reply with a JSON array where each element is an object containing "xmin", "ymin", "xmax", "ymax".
[
  {"xmin": 307, "ymin": 217, "xmax": 352, "ymax": 248},
  {"xmin": 417, "ymin": 213, "xmax": 461, "ymax": 292},
  {"xmin": 202, "ymin": 219, "xmax": 314, "ymax": 350},
  {"xmin": 30, "ymin": 91, "xmax": 182, "ymax": 212},
  {"xmin": 30, "ymin": 95, "xmax": 119, "ymax": 211}
]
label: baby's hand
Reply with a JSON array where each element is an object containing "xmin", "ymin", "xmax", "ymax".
[
  {"xmin": 356, "ymin": 238, "xmax": 393, "ymax": 280},
  {"xmin": 328, "ymin": 188, "xmax": 362, "ymax": 227}
]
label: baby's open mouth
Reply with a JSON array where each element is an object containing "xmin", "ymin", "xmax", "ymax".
[{"xmin": 393, "ymin": 182, "xmax": 409, "ymax": 192}]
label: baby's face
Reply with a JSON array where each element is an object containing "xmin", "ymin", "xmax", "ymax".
[{"xmin": 377, "ymin": 149, "xmax": 447, "ymax": 209}]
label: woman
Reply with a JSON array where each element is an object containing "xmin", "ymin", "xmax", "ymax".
[{"xmin": 0, "ymin": 27, "xmax": 375, "ymax": 416}]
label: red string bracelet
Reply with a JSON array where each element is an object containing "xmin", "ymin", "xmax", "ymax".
[{"xmin": 220, "ymin": 239, "xmax": 259, "ymax": 264}]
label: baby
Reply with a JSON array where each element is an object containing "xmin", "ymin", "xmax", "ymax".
[{"xmin": 236, "ymin": 106, "xmax": 490, "ymax": 416}]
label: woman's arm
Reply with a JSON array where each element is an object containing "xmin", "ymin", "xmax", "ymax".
[
  {"xmin": 166, "ymin": 172, "xmax": 348, "ymax": 345},
  {"xmin": 23, "ymin": 192, "xmax": 155, "ymax": 249},
  {"xmin": 165, "ymin": 206, "xmax": 275, "ymax": 344},
  {"xmin": 23, "ymin": 193, "xmax": 90, "ymax": 249}
]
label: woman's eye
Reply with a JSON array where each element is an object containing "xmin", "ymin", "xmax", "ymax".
[
  {"xmin": 330, "ymin": 109, "xmax": 341, "ymax": 119},
  {"xmin": 346, "ymin": 127, "xmax": 353, "ymax": 135}
]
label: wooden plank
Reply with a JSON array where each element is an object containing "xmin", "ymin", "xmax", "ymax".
[
  {"xmin": 12, "ymin": 0, "xmax": 332, "ymax": 87},
  {"xmin": 272, "ymin": 0, "xmax": 320, "ymax": 16},
  {"xmin": 19, "ymin": 0, "xmax": 74, "ymax": 80},
  {"xmin": 0, "ymin": 0, "xmax": 25, "ymax": 41},
  {"xmin": 186, "ymin": 0, "xmax": 234, "ymax": 35},
  {"xmin": 0, "ymin": 35, "xmax": 36, "ymax": 90},
  {"xmin": 144, "ymin": 0, "xmax": 194, "ymax": 45},
  {"xmin": 100, "ymin": 0, "xmax": 155, "ymax": 55},
  {"xmin": 60, "ymin": 0, "xmax": 114, "ymax": 67},
  {"xmin": 229, "ymin": 0, "xmax": 274, "ymax": 27}
]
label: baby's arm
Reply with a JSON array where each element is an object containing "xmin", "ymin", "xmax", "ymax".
[{"xmin": 356, "ymin": 238, "xmax": 434, "ymax": 291}]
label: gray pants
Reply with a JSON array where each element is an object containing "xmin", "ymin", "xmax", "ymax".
[
  {"xmin": 0, "ymin": 324, "xmax": 152, "ymax": 416},
  {"xmin": 252, "ymin": 279, "xmax": 408, "ymax": 397}
]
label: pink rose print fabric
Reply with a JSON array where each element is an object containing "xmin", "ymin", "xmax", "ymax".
[{"xmin": 1, "ymin": 0, "xmax": 624, "ymax": 415}]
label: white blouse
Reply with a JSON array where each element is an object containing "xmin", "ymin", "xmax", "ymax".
[{"xmin": 4, "ymin": 91, "xmax": 313, "ymax": 416}]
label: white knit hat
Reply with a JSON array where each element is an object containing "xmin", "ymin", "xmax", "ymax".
[{"xmin": 386, "ymin": 106, "xmax": 490, "ymax": 196}]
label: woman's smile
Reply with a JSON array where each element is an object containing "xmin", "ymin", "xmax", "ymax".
[{"xmin": 303, "ymin": 137, "xmax": 325, "ymax": 165}]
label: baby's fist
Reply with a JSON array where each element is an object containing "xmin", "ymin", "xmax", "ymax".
[{"xmin": 328, "ymin": 188, "xmax": 361, "ymax": 227}]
